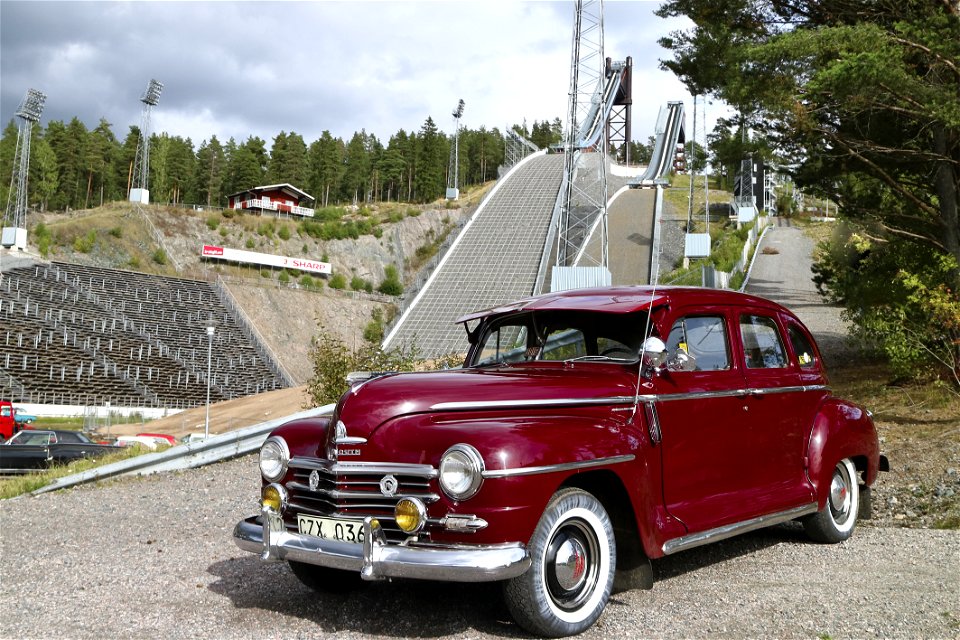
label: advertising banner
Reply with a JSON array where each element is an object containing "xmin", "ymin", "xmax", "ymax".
[{"xmin": 200, "ymin": 245, "xmax": 332, "ymax": 275}]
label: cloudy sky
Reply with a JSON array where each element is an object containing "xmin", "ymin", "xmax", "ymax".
[{"xmin": 0, "ymin": 0, "xmax": 724, "ymax": 147}]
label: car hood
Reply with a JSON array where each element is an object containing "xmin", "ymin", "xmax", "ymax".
[{"xmin": 335, "ymin": 364, "xmax": 639, "ymax": 438}]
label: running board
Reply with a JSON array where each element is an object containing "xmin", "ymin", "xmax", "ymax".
[{"xmin": 662, "ymin": 503, "xmax": 818, "ymax": 555}]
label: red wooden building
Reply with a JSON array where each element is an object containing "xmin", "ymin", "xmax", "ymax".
[{"xmin": 226, "ymin": 183, "xmax": 316, "ymax": 217}]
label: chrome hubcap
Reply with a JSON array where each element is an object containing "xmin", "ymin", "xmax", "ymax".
[
  {"xmin": 545, "ymin": 520, "xmax": 599, "ymax": 611},
  {"xmin": 553, "ymin": 537, "xmax": 588, "ymax": 592},
  {"xmin": 829, "ymin": 466, "xmax": 851, "ymax": 520}
]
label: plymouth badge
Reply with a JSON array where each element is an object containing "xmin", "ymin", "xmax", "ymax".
[
  {"xmin": 379, "ymin": 474, "xmax": 399, "ymax": 497},
  {"xmin": 309, "ymin": 469, "xmax": 320, "ymax": 492}
]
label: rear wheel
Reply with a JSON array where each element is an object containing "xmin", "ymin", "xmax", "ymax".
[
  {"xmin": 288, "ymin": 560, "xmax": 364, "ymax": 593},
  {"xmin": 503, "ymin": 488, "xmax": 615, "ymax": 637},
  {"xmin": 803, "ymin": 458, "xmax": 860, "ymax": 543}
]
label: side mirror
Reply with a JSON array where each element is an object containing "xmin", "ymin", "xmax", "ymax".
[
  {"xmin": 667, "ymin": 346, "xmax": 698, "ymax": 372},
  {"xmin": 640, "ymin": 337, "xmax": 668, "ymax": 377}
]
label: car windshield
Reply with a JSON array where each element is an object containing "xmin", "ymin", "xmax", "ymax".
[
  {"xmin": 470, "ymin": 310, "xmax": 650, "ymax": 367},
  {"xmin": 6, "ymin": 431, "xmax": 55, "ymax": 445}
]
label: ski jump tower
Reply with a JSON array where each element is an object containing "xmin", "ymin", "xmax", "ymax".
[
  {"xmin": 2, "ymin": 88, "xmax": 46, "ymax": 250},
  {"xmin": 129, "ymin": 79, "xmax": 163, "ymax": 204},
  {"xmin": 552, "ymin": 0, "xmax": 612, "ymax": 291}
]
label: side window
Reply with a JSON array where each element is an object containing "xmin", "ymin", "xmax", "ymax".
[
  {"xmin": 476, "ymin": 324, "xmax": 529, "ymax": 365},
  {"xmin": 740, "ymin": 315, "xmax": 788, "ymax": 369},
  {"xmin": 541, "ymin": 327, "xmax": 586, "ymax": 361},
  {"xmin": 788, "ymin": 325, "xmax": 817, "ymax": 368},
  {"xmin": 666, "ymin": 316, "xmax": 730, "ymax": 371}
]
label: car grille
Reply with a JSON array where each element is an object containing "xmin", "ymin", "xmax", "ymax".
[{"xmin": 284, "ymin": 457, "xmax": 440, "ymax": 542}]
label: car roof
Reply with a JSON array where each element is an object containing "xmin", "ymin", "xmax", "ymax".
[{"xmin": 455, "ymin": 286, "xmax": 785, "ymax": 324}]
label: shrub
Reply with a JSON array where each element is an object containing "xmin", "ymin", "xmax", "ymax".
[
  {"xmin": 306, "ymin": 324, "xmax": 421, "ymax": 407},
  {"xmin": 109, "ymin": 226, "xmax": 123, "ymax": 238},
  {"xmin": 245, "ymin": 237, "xmax": 255, "ymax": 249},
  {"xmin": 278, "ymin": 269, "xmax": 290, "ymax": 284},
  {"xmin": 206, "ymin": 216, "xmax": 220, "ymax": 231},
  {"xmin": 329, "ymin": 273, "xmax": 347, "ymax": 290},
  {"xmin": 152, "ymin": 248, "xmax": 168, "ymax": 265},
  {"xmin": 350, "ymin": 275, "xmax": 367, "ymax": 291},
  {"xmin": 73, "ymin": 230, "xmax": 96, "ymax": 253},
  {"xmin": 33, "ymin": 223, "xmax": 52, "ymax": 257},
  {"xmin": 219, "ymin": 226, "xmax": 229, "ymax": 238},
  {"xmin": 300, "ymin": 274, "xmax": 323, "ymax": 290},
  {"xmin": 377, "ymin": 265, "xmax": 403, "ymax": 296},
  {"xmin": 278, "ymin": 225, "xmax": 291, "ymax": 241}
]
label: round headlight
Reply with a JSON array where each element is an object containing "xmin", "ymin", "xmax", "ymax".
[
  {"xmin": 439, "ymin": 444, "xmax": 484, "ymax": 501},
  {"xmin": 259, "ymin": 436, "xmax": 289, "ymax": 482}
]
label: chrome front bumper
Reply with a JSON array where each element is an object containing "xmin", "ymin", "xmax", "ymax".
[{"xmin": 233, "ymin": 509, "xmax": 531, "ymax": 582}]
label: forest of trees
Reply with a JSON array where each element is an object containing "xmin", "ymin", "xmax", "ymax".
[{"xmin": 0, "ymin": 115, "xmax": 586, "ymax": 213}]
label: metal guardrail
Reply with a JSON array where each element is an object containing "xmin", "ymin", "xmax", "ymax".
[{"xmin": 30, "ymin": 403, "xmax": 335, "ymax": 495}]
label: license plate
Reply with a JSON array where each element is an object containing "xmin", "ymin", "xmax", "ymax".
[{"xmin": 297, "ymin": 514, "xmax": 364, "ymax": 544}]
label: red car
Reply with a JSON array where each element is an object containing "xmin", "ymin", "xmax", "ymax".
[{"xmin": 234, "ymin": 286, "xmax": 888, "ymax": 637}]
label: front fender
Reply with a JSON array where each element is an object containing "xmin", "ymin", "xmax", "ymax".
[
  {"xmin": 806, "ymin": 398, "xmax": 881, "ymax": 509},
  {"xmin": 370, "ymin": 408, "xmax": 649, "ymax": 546}
]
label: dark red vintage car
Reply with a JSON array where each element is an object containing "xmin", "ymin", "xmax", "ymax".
[{"xmin": 234, "ymin": 286, "xmax": 887, "ymax": 637}]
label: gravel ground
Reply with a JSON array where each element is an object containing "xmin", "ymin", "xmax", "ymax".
[{"xmin": 1, "ymin": 456, "xmax": 958, "ymax": 639}]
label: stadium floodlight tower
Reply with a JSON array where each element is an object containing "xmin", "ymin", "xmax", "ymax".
[
  {"xmin": 2, "ymin": 88, "xmax": 46, "ymax": 250},
  {"xmin": 551, "ymin": 0, "xmax": 611, "ymax": 292},
  {"xmin": 446, "ymin": 99, "xmax": 465, "ymax": 200},
  {"xmin": 129, "ymin": 78, "xmax": 163, "ymax": 205}
]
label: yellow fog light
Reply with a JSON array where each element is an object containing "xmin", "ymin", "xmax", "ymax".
[
  {"xmin": 260, "ymin": 483, "xmax": 287, "ymax": 512},
  {"xmin": 394, "ymin": 497, "xmax": 426, "ymax": 534}
]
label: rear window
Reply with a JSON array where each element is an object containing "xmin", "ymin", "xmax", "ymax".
[
  {"xmin": 788, "ymin": 325, "xmax": 817, "ymax": 368},
  {"xmin": 740, "ymin": 315, "xmax": 788, "ymax": 369}
]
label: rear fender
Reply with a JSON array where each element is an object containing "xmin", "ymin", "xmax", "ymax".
[{"xmin": 806, "ymin": 398, "xmax": 880, "ymax": 510}]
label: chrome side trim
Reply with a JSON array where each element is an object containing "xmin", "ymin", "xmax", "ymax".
[
  {"xmin": 429, "ymin": 385, "xmax": 829, "ymax": 412},
  {"xmin": 431, "ymin": 396, "xmax": 637, "ymax": 411},
  {"xmin": 335, "ymin": 436, "xmax": 368, "ymax": 445},
  {"xmin": 661, "ymin": 503, "xmax": 818, "ymax": 555},
  {"xmin": 289, "ymin": 458, "xmax": 439, "ymax": 478},
  {"xmin": 233, "ymin": 513, "xmax": 530, "ymax": 582},
  {"xmin": 287, "ymin": 481, "xmax": 441, "ymax": 504},
  {"xmin": 482, "ymin": 454, "xmax": 635, "ymax": 479}
]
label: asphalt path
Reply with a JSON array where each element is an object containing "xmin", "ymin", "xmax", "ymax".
[{"xmin": 744, "ymin": 219, "xmax": 856, "ymax": 366}]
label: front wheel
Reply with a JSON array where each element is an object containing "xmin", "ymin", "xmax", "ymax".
[
  {"xmin": 803, "ymin": 458, "xmax": 860, "ymax": 543},
  {"xmin": 503, "ymin": 488, "xmax": 616, "ymax": 637}
]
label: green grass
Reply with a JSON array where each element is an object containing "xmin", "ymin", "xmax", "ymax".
[{"xmin": 0, "ymin": 445, "xmax": 157, "ymax": 499}]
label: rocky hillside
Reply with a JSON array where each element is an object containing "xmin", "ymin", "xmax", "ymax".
[{"xmin": 31, "ymin": 196, "xmax": 481, "ymax": 382}]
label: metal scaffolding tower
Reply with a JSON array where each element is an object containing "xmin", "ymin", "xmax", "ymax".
[
  {"xmin": 446, "ymin": 99, "xmax": 465, "ymax": 200},
  {"xmin": 503, "ymin": 129, "xmax": 539, "ymax": 172},
  {"xmin": 552, "ymin": 0, "xmax": 611, "ymax": 291},
  {"xmin": 605, "ymin": 56, "xmax": 633, "ymax": 164},
  {"xmin": 129, "ymin": 79, "xmax": 163, "ymax": 204},
  {"xmin": 2, "ymin": 88, "xmax": 46, "ymax": 250}
]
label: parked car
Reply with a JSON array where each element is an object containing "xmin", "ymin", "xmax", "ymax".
[
  {"xmin": 13, "ymin": 408, "xmax": 37, "ymax": 425},
  {"xmin": 137, "ymin": 432, "xmax": 176, "ymax": 446},
  {"xmin": 0, "ymin": 429, "xmax": 119, "ymax": 474},
  {"xmin": 234, "ymin": 286, "xmax": 888, "ymax": 637},
  {"xmin": 116, "ymin": 433, "xmax": 177, "ymax": 449}
]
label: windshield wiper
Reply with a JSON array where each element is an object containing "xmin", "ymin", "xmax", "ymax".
[{"xmin": 563, "ymin": 354, "xmax": 633, "ymax": 363}]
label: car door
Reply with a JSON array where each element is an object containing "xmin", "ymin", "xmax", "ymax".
[
  {"xmin": 655, "ymin": 307, "xmax": 760, "ymax": 531},
  {"xmin": 735, "ymin": 310, "xmax": 817, "ymax": 514}
]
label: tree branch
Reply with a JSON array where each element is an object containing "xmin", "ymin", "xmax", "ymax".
[{"xmin": 825, "ymin": 131, "xmax": 940, "ymax": 217}]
